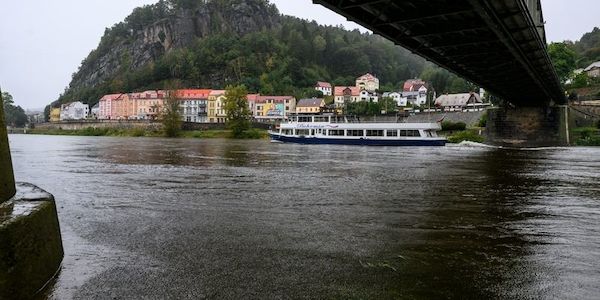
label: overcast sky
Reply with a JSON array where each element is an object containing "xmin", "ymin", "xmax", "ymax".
[{"xmin": 0, "ymin": 0, "xmax": 598, "ymax": 110}]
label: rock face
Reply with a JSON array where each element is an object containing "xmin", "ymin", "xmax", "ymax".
[{"xmin": 68, "ymin": 0, "xmax": 279, "ymax": 91}]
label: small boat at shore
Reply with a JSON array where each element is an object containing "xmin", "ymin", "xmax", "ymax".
[{"xmin": 269, "ymin": 115, "xmax": 446, "ymax": 146}]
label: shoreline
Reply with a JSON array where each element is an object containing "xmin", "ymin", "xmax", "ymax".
[{"xmin": 20, "ymin": 127, "xmax": 269, "ymax": 139}]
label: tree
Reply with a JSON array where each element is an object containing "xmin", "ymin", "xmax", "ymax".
[
  {"xmin": 224, "ymin": 85, "xmax": 251, "ymax": 138},
  {"xmin": 378, "ymin": 97, "xmax": 398, "ymax": 114},
  {"xmin": 2, "ymin": 91, "xmax": 28, "ymax": 128},
  {"xmin": 548, "ymin": 42, "xmax": 577, "ymax": 84},
  {"xmin": 161, "ymin": 83, "xmax": 182, "ymax": 137}
]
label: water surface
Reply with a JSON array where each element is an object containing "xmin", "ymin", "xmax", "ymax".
[{"xmin": 8, "ymin": 135, "xmax": 600, "ymax": 299}]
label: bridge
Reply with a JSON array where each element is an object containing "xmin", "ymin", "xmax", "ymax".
[{"xmin": 313, "ymin": 0, "xmax": 564, "ymax": 107}]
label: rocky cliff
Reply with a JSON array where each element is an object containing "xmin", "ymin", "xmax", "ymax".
[{"xmin": 69, "ymin": 0, "xmax": 279, "ymax": 91}]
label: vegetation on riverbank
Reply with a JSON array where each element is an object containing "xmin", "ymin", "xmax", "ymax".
[
  {"xmin": 438, "ymin": 120, "xmax": 485, "ymax": 143},
  {"xmin": 447, "ymin": 130, "xmax": 485, "ymax": 144},
  {"xmin": 573, "ymin": 127, "xmax": 600, "ymax": 146},
  {"xmin": 26, "ymin": 127, "xmax": 268, "ymax": 139}
]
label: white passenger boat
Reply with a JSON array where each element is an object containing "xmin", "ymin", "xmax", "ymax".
[{"xmin": 269, "ymin": 115, "xmax": 446, "ymax": 146}]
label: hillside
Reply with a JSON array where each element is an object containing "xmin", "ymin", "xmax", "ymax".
[
  {"xmin": 55, "ymin": 0, "xmax": 446, "ymax": 108},
  {"xmin": 573, "ymin": 27, "xmax": 600, "ymax": 68}
]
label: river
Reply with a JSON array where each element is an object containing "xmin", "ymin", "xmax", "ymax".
[{"xmin": 7, "ymin": 134, "xmax": 600, "ymax": 299}]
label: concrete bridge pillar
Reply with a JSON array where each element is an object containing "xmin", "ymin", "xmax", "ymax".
[
  {"xmin": 486, "ymin": 106, "xmax": 570, "ymax": 147},
  {"xmin": 0, "ymin": 90, "xmax": 64, "ymax": 299}
]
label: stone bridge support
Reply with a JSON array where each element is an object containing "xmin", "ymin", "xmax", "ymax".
[
  {"xmin": 486, "ymin": 106, "xmax": 570, "ymax": 147},
  {"xmin": 0, "ymin": 91, "xmax": 63, "ymax": 299}
]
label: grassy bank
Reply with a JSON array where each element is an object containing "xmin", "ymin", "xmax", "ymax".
[
  {"xmin": 572, "ymin": 127, "xmax": 600, "ymax": 146},
  {"xmin": 27, "ymin": 127, "xmax": 269, "ymax": 139},
  {"xmin": 439, "ymin": 120, "xmax": 485, "ymax": 144}
]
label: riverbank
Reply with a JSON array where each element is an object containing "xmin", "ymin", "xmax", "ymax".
[{"xmin": 25, "ymin": 127, "xmax": 269, "ymax": 139}]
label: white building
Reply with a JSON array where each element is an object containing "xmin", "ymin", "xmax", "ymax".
[
  {"xmin": 435, "ymin": 92, "xmax": 488, "ymax": 111},
  {"xmin": 356, "ymin": 73, "xmax": 380, "ymax": 92},
  {"xmin": 90, "ymin": 104, "xmax": 100, "ymax": 119},
  {"xmin": 60, "ymin": 101, "xmax": 89, "ymax": 121},
  {"xmin": 382, "ymin": 92, "xmax": 407, "ymax": 107},
  {"xmin": 315, "ymin": 81, "xmax": 332, "ymax": 96},
  {"xmin": 584, "ymin": 61, "xmax": 600, "ymax": 78},
  {"xmin": 359, "ymin": 90, "xmax": 379, "ymax": 102}
]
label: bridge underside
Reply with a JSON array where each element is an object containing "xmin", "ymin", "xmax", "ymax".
[{"xmin": 314, "ymin": 0, "xmax": 565, "ymax": 107}]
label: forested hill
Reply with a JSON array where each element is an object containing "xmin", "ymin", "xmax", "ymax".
[
  {"xmin": 55, "ymin": 0, "xmax": 439, "ymax": 107},
  {"xmin": 573, "ymin": 27, "xmax": 600, "ymax": 68}
]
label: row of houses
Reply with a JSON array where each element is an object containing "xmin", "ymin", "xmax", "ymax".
[
  {"xmin": 50, "ymin": 90, "xmax": 326, "ymax": 123},
  {"xmin": 50, "ymin": 73, "xmax": 489, "ymax": 122},
  {"xmin": 316, "ymin": 75, "xmax": 429, "ymax": 108}
]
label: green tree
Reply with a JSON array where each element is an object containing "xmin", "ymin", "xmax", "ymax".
[
  {"xmin": 548, "ymin": 42, "xmax": 577, "ymax": 83},
  {"xmin": 378, "ymin": 97, "xmax": 398, "ymax": 114},
  {"xmin": 2, "ymin": 92, "xmax": 28, "ymax": 128},
  {"xmin": 161, "ymin": 83, "xmax": 182, "ymax": 137},
  {"xmin": 224, "ymin": 85, "xmax": 251, "ymax": 138}
]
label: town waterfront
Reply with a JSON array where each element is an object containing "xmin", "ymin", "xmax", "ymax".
[{"xmin": 8, "ymin": 134, "xmax": 600, "ymax": 299}]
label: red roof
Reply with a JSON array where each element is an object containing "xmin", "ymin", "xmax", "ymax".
[
  {"xmin": 403, "ymin": 79, "xmax": 426, "ymax": 92},
  {"xmin": 247, "ymin": 94, "xmax": 260, "ymax": 102},
  {"xmin": 315, "ymin": 81, "xmax": 332, "ymax": 88},
  {"xmin": 255, "ymin": 95, "xmax": 294, "ymax": 103},
  {"xmin": 334, "ymin": 86, "xmax": 360, "ymax": 96},
  {"xmin": 357, "ymin": 73, "xmax": 377, "ymax": 81},
  {"xmin": 176, "ymin": 89, "xmax": 212, "ymax": 99},
  {"xmin": 100, "ymin": 94, "xmax": 125, "ymax": 101}
]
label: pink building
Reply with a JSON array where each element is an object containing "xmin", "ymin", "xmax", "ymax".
[{"xmin": 98, "ymin": 94, "xmax": 125, "ymax": 120}]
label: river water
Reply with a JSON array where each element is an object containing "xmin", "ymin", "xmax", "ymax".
[{"xmin": 7, "ymin": 134, "xmax": 600, "ymax": 299}]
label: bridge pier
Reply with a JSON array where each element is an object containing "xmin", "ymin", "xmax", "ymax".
[
  {"xmin": 0, "ymin": 91, "xmax": 63, "ymax": 298},
  {"xmin": 486, "ymin": 106, "xmax": 570, "ymax": 148}
]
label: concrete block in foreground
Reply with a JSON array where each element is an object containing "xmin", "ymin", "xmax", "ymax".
[{"xmin": 0, "ymin": 183, "xmax": 64, "ymax": 299}]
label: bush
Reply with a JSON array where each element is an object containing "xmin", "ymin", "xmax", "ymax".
[
  {"xmin": 478, "ymin": 112, "xmax": 488, "ymax": 128},
  {"xmin": 441, "ymin": 121, "xmax": 467, "ymax": 131},
  {"xmin": 130, "ymin": 128, "xmax": 146, "ymax": 137},
  {"xmin": 447, "ymin": 130, "xmax": 484, "ymax": 143},
  {"xmin": 237, "ymin": 128, "xmax": 267, "ymax": 139}
]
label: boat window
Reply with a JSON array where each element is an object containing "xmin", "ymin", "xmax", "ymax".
[
  {"xmin": 329, "ymin": 130, "xmax": 345, "ymax": 136},
  {"xmin": 298, "ymin": 116, "xmax": 312, "ymax": 123},
  {"xmin": 400, "ymin": 130, "xmax": 421, "ymax": 137},
  {"xmin": 296, "ymin": 129, "xmax": 309, "ymax": 136},
  {"xmin": 314, "ymin": 116, "xmax": 328, "ymax": 122},
  {"xmin": 386, "ymin": 130, "xmax": 398, "ymax": 137},
  {"xmin": 366, "ymin": 130, "xmax": 384, "ymax": 137},
  {"xmin": 347, "ymin": 130, "xmax": 364, "ymax": 137}
]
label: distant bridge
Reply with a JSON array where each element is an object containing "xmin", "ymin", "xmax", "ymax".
[{"xmin": 313, "ymin": 0, "xmax": 564, "ymax": 107}]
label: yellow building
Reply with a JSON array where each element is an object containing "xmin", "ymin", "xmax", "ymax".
[
  {"xmin": 208, "ymin": 90, "xmax": 226, "ymax": 123},
  {"xmin": 296, "ymin": 98, "xmax": 325, "ymax": 114},
  {"xmin": 50, "ymin": 108, "xmax": 61, "ymax": 122}
]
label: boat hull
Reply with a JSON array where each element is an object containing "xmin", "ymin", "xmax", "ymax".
[{"xmin": 270, "ymin": 134, "xmax": 446, "ymax": 146}]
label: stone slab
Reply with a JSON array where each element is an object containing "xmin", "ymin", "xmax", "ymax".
[{"xmin": 0, "ymin": 183, "xmax": 64, "ymax": 299}]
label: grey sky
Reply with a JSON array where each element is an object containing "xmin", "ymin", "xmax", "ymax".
[{"xmin": 0, "ymin": 0, "xmax": 597, "ymax": 110}]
